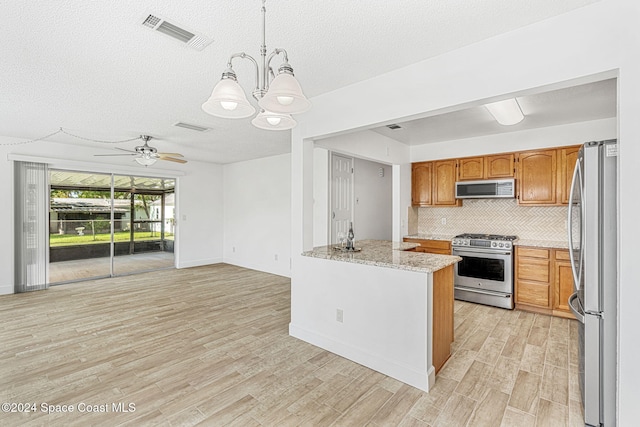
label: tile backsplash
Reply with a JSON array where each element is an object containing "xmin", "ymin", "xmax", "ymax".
[{"xmin": 417, "ymin": 199, "xmax": 569, "ymax": 241}]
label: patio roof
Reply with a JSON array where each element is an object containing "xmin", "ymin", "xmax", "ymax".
[{"xmin": 50, "ymin": 170, "xmax": 175, "ymax": 191}]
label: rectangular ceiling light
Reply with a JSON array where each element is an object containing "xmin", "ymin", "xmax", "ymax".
[
  {"xmin": 142, "ymin": 14, "xmax": 213, "ymax": 51},
  {"xmin": 484, "ymin": 98, "xmax": 524, "ymax": 126},
  {"xmin": 173, "ymin": 122, "xmax": 211, "ymax": 132}
]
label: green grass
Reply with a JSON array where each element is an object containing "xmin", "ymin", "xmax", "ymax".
[{"xmin": 50, "ymin": 231, "xmax": 174, "ymax": 247}]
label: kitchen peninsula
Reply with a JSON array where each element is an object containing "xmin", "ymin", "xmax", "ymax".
[{"xmin": 289, "ymin": 240, "xmax": 461, "ymax": 392}]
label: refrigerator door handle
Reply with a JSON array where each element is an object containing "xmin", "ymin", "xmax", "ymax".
[
  {"xmin": 568, "ymin": 292, "xmax": 585, "ymax": 324},
  {"xmin": 567, "ymin": 158, "xmax": 583, "ymax": 291}
]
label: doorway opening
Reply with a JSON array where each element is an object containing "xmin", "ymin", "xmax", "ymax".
[{"xmin": 48, "ymin": 170, "xmax": 176, "ymax": 284}]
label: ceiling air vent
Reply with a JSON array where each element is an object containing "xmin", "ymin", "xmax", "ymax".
[
  {"xmin": 386, "ymin": 124, "xmax": 402, "ymax": 130},
  {"xmin": 142, "ymin": 14, "xmax": 213, "ymax": 51},
  {"xmin": 173, "ymin": 122, "xmax": 211, "ymax": 132}
]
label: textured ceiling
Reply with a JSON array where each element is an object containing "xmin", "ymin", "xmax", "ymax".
[{"xmin": 0, "ymin": 0, "xmax": 601, "ymax": 165}]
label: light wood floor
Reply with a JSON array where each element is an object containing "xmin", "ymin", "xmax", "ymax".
[
  {"xmin": 49, "ymin": 252, "xmax": 175, "ymax": 284},
  {"xmin": 0, "ymin": 264, "xmax": 583, "ymax": 426}
]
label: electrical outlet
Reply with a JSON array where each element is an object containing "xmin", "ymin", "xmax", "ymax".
[
  {"xmin": 336, "ymin": 309, "xmax": 343, "ymax": 323},
  {"xmin": 274, "ymin": 254, "xmax": 278, "ymax": 261},
  {"xmin": 441, "ymin": 218, "xmax": 447, "ymax": 225},
  {"xmin": 232, "ymin": 246, "xmax": 236, "ymax": 253}
]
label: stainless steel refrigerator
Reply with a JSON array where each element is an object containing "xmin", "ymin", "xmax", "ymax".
[{"xmin": 567, "ymin": 140, "xmax": 617, "ymax": 426}]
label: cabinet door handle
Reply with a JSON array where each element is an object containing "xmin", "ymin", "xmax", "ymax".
[{"xmin": 332, "ymin": 211, "xmax": 335, "ymax": 219}]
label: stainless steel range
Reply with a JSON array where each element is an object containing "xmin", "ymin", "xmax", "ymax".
[{"xmin": 452, "ymin": 233, "xmax": 517, "ymax": 309}]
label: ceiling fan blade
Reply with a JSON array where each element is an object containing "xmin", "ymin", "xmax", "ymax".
[
  {"xmin": 157, "ymin": 152, "xmax": 184, "ymax": 157},
  {"xmin": 114, "ymin": 147, "xmax": 138, "ymax": 154},
  {"xmin": 94, "ymin": 153, "xmax": 138, "ymax": 157},
  {"xmin": 159, "ymin": 156, "xmax": 188, "ymax": 164}
]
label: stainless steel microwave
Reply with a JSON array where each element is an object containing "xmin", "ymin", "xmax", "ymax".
[{"xmin": 455, "ymin": 178, "xmax": 515, "ymax": 199}]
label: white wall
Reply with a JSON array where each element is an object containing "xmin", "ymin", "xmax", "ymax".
[
  {"xmin": 223, "ymin": 153, "xmax": 291, "ymax": 277},
  {"xmin": 315, "ymin": 130, "xmax": 411, "ymax": 243},
  {"xmin": 292, "ymin": 1, "xmax": 640, "ymax": 423},
  {"xmin": 175, "ymin": 161, "xmax": 224, "ymax": 269},
  {"xmin": 0, "ymin": 136, "xmax": 224, "ymax": 294},
  {"xmin": 411, "ymin": 117, "xmax": 617, "ymax": 161},
  {"xmin": 312, "ymin": 147, "xmax": 329, "ymax": 246},
  {"xmin": 353, "ymin": 157, "xmax": 392, "ymax": 241}
]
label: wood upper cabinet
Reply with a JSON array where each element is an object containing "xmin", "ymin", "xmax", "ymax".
[
  {"xmin": 517, "ymin": 149, "xmax": 557, "ymax": 205},
  {"xmin": 485, "ymin": 153, "xmax": 515, "ymax": 179},
  {"xmin": 458, "ymin": 153, "xmax": 514, "ymax": 181},
  {"xmin": 457, "ymin": 157, "xmax": 484, "ymax": 181},
  {"xmin": 558, "ymin": 146, "xmax": 580, "ymax": 204},
  {"xmin": 411, "ymin": 162, "xmax": 432, "ymax": 206},
  {"xmin": 411, "ymin": 160, "xmax": 460, "ymax": 207},
  {"xmin": 432, "ymin": 160, "xmax": 461, "ymax": 206}
]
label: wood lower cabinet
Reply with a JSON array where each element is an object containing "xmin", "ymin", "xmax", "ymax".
[
  {"xmin": 553, "ymin": 249, "xmax": 575, "ymax": 318},
  {"xmin": 403, "ymin": 238, "xmax": 452, "ymax": 255},
  {"xmin": 432, "ymin": 265, "xmax": 454, "ymax": 373},
  {"xmin": 515, "ymin": 247, "xmax": 551, "ymax": 310},
  {"xmin": 515, "ymin": 246, "xmax": 576, "ymax": 319}
]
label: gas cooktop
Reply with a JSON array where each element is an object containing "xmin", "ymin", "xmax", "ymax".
[
  {"xmin": 454, "ymin": 233, "xmax": 517, "ymax": 241},
  {"xmin": 452, "ymin": 233, "xmax": 518, "ymax": 249}
]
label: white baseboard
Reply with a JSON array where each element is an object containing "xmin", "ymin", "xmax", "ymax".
[
  {"xmin": 0, "ymin": 284, "xmax": 14, "ymax": 295},
  {"xmin": 176, "ymin": 258, "xmax": 223, "ymax": 269},
  {"xmin": 223, "ymin": 257, "xmax": 291, "ymax": 278},
  {"xmin": 289, "ymin": 323, "xmax": 434, "ymax": 392}
]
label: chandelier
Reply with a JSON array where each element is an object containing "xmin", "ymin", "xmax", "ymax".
[{"xmin": 201, "ymin": 0, "xmax": 311, "ymax": 130}]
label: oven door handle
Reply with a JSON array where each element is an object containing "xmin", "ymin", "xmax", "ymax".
[
  {"xmin": 452, "ymin": 247, "xmax": 511, "ymax": 256},
  {"xmin": 454, "ymin": 287, "xmax": 511, "ymax": 297}
]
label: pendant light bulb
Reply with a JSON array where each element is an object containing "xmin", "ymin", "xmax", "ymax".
[
  {"xmin": 267, "ymin": 116, "xmax": 282, "ymax": 126},
  {"xmin": 220, "ymin": 101, "xmax": 238, "ymax": 111},
  {"xmin": 276, "ymin": 96, "xmax": 294, "ymax": 106}
]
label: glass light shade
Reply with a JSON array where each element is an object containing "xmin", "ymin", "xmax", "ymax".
[
  {"xmin": 135, "ymin": 156, "xmax": 157, "ymax": 166},
  {"xmin": 485, "ymin": 98, "xmax": 524, "ymax": 126},
  {"xmin": 202, "ymin": 78, "xmax": 256, "ymax": 118},
  {"xmin": 251, "ymin": 110, "xmax": 297, "ymax": 130},
  {"xmin": 259, "ymin": 73, "xmax": 311, "ymax": 114}
]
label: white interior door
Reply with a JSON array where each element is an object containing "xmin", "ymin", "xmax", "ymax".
[{"xmin": 330, "ymin": 153, "xmax": 353, "ymax": 244}]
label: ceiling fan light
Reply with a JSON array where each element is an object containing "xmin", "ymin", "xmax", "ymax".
[
  {"xmin": 251, "ymin": 110, "xmax": 296, "ymax": 130},
  {"xmin": 135, "ymin": 156, "xmax": 157, "ymax": 166},
  {"xmin": 259, "ymin": 71, "xmax": 311, "ymax": 114},
  {"xmin": 202, "ymin": 78, "xmax": 255, "ymax": 118},
  {"xmin": 485, "ymin": 98, "xmax": 524, "ymax": 126}
]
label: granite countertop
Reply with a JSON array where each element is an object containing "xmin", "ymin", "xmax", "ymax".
[
  {"xmin": 403, "ymin": 234, "xmax": 456, "ymax": 241},
  {"xmin": 515, "ymin": 239, "xmax": 570, "ymax": 249},
  {"xmin": 301, "ymin": 239, "xmax": 461, "ymax": 273}
]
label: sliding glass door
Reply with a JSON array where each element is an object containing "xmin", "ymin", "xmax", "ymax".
[{"xmin": 48, "ymin": 170, "xmax": 175, "ymax": 284}]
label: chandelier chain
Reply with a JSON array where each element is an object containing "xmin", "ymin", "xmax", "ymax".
[{"xmin": 0, "ymin": 128, "xmax": 141, "ymax": 146}]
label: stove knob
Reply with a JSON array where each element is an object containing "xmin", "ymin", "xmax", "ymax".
[
  {"xmin": 452, "ymin": 239, "xmax": 458, "ymax": 245},
  {"xmin": 505, "ymin": 242, "xmax": 511, "ymax": 249},
  {"xmin": 499, "ymin": 242, "xmax": 504, "ymax": 248},
  {"xmin": 491, "ymin": 242, "xmax": 497, "ymax": 247}
]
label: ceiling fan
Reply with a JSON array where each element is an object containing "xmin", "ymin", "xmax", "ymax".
[{"xmin": 94, "ymin": 135, "xmax": 187, "ymax": 166}]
